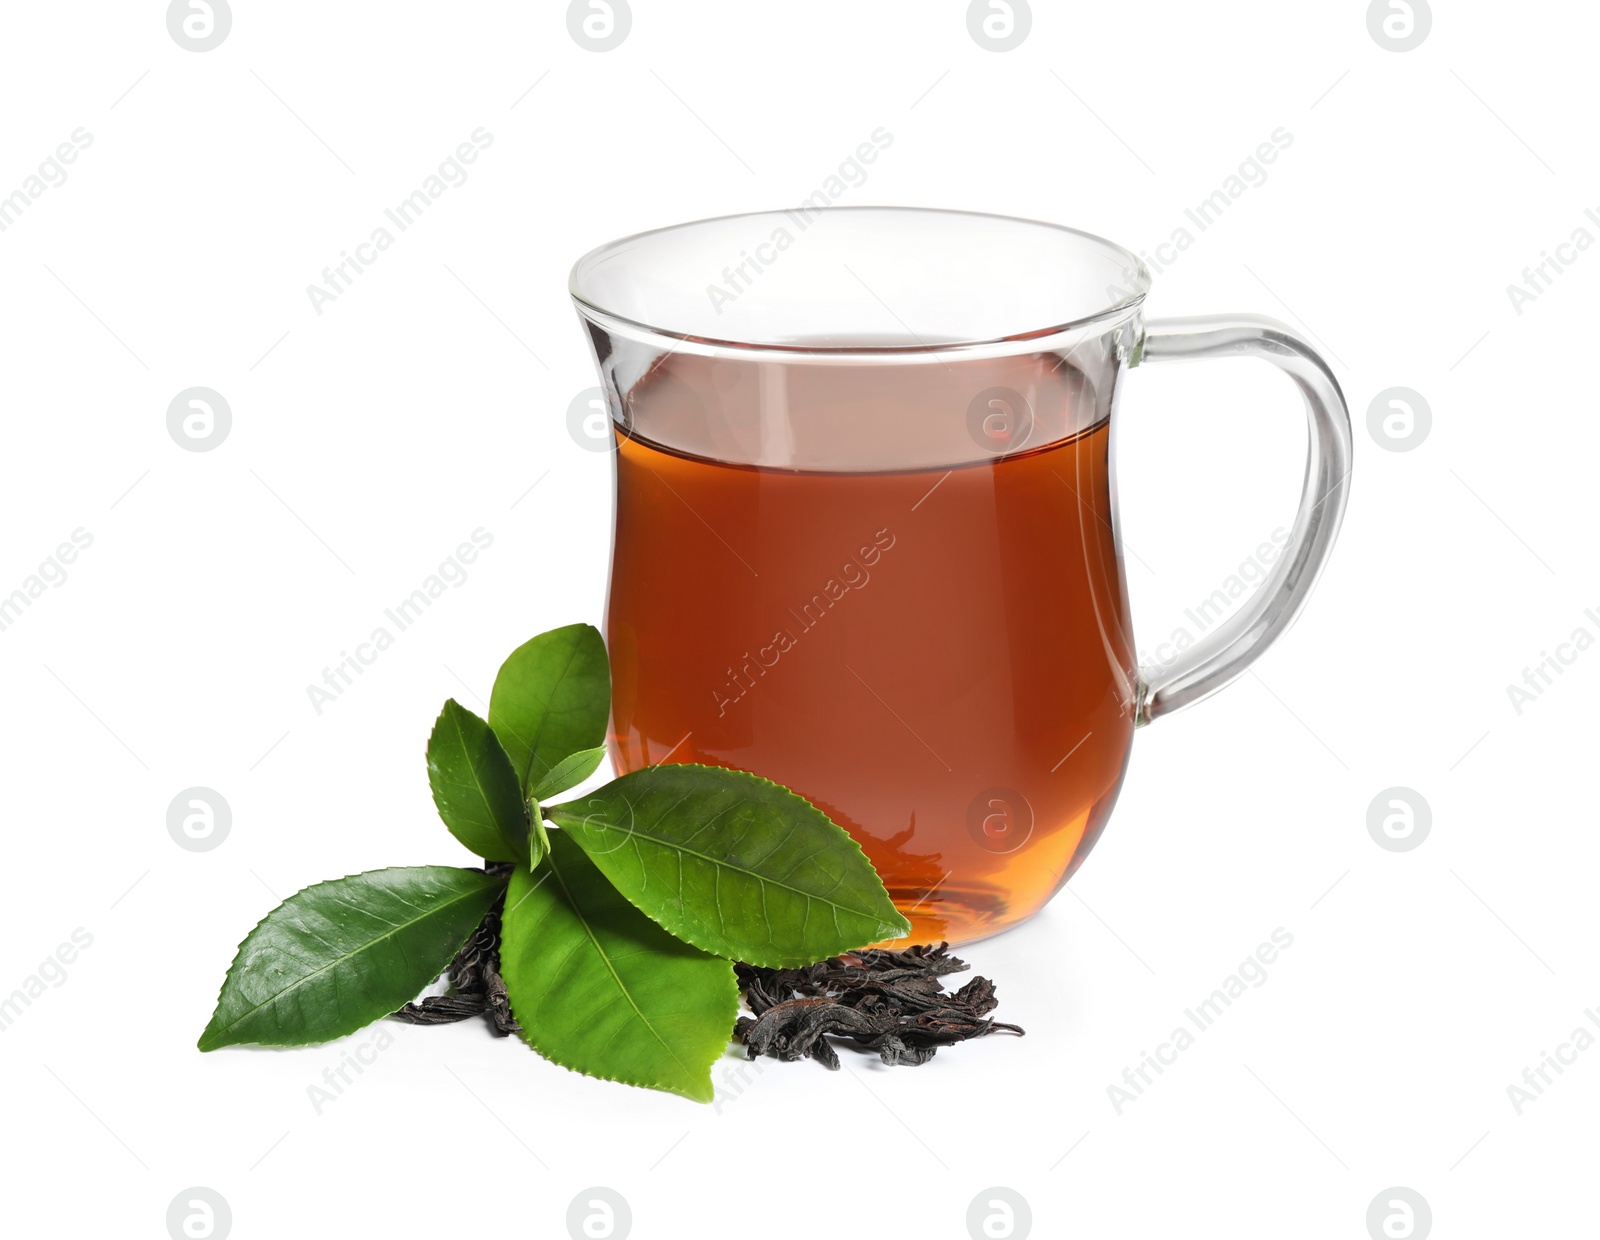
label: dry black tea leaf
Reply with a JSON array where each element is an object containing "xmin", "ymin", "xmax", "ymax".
[{"xmin": 734, "ymin": 942, "xmax": 1022, "ymax": 1070}]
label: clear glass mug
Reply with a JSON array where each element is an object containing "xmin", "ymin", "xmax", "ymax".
[{"xmin": 570, "ymin": 208, "xmax": 1350, "ymax": 945}]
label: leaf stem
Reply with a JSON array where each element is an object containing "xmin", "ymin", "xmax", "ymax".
[{"xmin": 529, "ymin": 805, "xmax": 551, "ymax": 860}]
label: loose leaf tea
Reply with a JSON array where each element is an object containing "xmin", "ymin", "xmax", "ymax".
[
  {"xmin": 500, "ymin": 834, "xmax": 739, "ymax": 1102},
  {"xmin": 427, "ymin": 699, "xmax": 532, "ymax": 865},
  {"xmin": 388, "ymin": 893, "xmax": 1021, "ymax": 1077},
  {"xmin": 735, "ymin": 943, "xmax": 1023, "ymax": 1070},
  {"xmin": 199, "ymin": 866, "xmax": 505, "ymax": 1050},
  {"xmin": 200, "ymin": 622, "xmax": 1014, "ymax": 1102},
  {"xmin": 549, "ymin": 764, "xmax": 911, "ymax": 967}
]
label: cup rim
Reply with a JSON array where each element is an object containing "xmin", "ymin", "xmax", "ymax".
[{"xmin": 568, "ymin": 206, "xmax": 1151, "ymax": 356}]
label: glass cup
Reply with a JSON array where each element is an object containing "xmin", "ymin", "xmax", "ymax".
[{"xmin": 570, "ymin": 207, "xmax": 1350, "ymax": 945}]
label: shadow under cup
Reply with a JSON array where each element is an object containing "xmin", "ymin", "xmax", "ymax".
[{"xmin": 572, "ymin": 208, "xmax": 1152, "ymax": 945}]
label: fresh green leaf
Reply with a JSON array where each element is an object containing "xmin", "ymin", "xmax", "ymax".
[
  {"xmin": 198, "ymin": 866, "xmax": 505, "ymax": 1051},
  {"xmin": 532, "ymin": 745, "xmax": 608, "ymax": 802},
  {"xmin": 500, "ymin": 833, "xmax": 737, "ymax": 1102},
  {"xmin": 547, "ymin": 764, "xmax": 911, "ymax": 968},
  {"xmin": 427, "ymin": 699, "xmax": 533, "ymax": 865},
  {"xmin": 489, "ymin": 623, "xmax": 610, "ymax": 798}
]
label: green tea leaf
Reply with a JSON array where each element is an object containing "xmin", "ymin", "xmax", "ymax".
[
  {"xmin": 532, "ymin": 745, "xmax": 608, "ymax": 802},
  {"xmin": 198, "ymin": 866, "xmax": 505, "ymax": 1051},
  {"xmin": 548, "ymin": 764, "xmax": 910, "ymax": 968},
  {"xmin": 489, "ymin": 623, "xmax": 610, "ymax": 797},
  {"xmin": 427, "ymin": 699, "xmax": 532, "ymax": 865},
  {"xmin": 500, "ymin": 833, "xmax": 737, "ymax": 1102}
]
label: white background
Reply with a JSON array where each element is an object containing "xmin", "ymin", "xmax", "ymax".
[{"xmin": 1, "ymin": 1, "xmax": 1594, "ymax": 1237}]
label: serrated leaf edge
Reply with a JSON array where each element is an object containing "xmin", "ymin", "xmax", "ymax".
[
  {"xmin": 547, "ymin": 762, "xmax": 912, "ymax": 967},
  {"xmin": 531, "ymin": 744, "xmax": 608, "ymax": 802},
  {"xmin": 426, "ymin": 699, "xmax": 528, "ymax": 864},
  {"xmin": 489, "ymin": 623, "xmax": 609, "ymax": 796},
  {"xmin": 197, "ymin": 865, "xmax": 504, "ymax": 1051},
  {"xmin": 506, "ymin": 964, "xmax": 738, "ymax": 1104},
  {"xmin": 503, "ymin": 850, "xmax": 738, "ymax": 1103}
]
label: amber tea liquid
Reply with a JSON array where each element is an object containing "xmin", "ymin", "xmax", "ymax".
[{"xmin": 605, "ymin": 351, "xmax": 1137, "ymax": 945}]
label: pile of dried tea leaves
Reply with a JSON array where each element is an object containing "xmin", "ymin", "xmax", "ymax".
[
  {"xmin": 394, "ymin": 901, "xmax": 1022, "ymax": 1072},
  {"xmin": 735, "ymin": 942, "xmax": 1022, "ymax": 1069}
]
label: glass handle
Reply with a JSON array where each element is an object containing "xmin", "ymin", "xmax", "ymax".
[{"xmin": 1131, "ymin": 314, "xmax": 1352, "ymax": 725}]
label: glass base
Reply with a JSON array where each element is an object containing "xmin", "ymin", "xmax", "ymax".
[{"xmin": 873, "ymin": 882, "xmax": 1034, "ymax": 949}]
